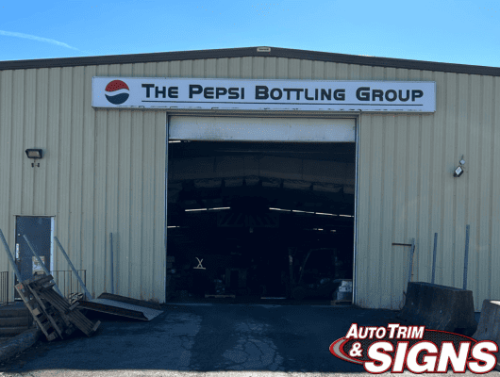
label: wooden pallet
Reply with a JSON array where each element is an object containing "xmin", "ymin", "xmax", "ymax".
[
  {"xmin": 68, "ymin": 292, "xmax": 84, "ymax": 305},
  {"xmin": 15, "ymin": 282, "xmax": 59, "ymax": 341},
  {"xmin": 15, "ymin": 274, "xmax": 100, "ymax": 341},
  {"xmin": 27, "ymin": 284, "xmax": 76, "ymax": 336},
  {"xmin": 29, "ymin": 276, "xmax": 100, "ymax": 337}
]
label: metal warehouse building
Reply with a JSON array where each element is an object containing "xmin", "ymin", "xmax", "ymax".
[{"xmin": 0, "ymin": 47, "xmax": 499, "ymax": 311}]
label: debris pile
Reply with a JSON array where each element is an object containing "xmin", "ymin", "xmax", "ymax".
[{"xmin": 14, "ymin": 274, "xmax": 100, "ymax": 341}]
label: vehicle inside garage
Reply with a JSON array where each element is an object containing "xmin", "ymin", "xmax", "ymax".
[{"xmin": 166, "ymin": 139, "xmax": 355, "ymax": 302}]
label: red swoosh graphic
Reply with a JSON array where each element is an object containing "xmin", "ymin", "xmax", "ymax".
[{"xmin": 329, "ymin": 337, "xmax": 364, "ymax": 365}]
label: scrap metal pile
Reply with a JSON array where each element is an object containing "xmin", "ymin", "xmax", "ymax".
[{"xmin": 15, "ymin": 274, "xmax": 100, "ymax": 341}]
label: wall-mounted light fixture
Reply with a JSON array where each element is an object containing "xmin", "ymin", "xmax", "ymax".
[
  {"xmin": 453, "ymin": 156, "xmax": 466, "ymax": 178},
  {"xmin": 25, "ymin": 149, "xmax": 43, "ymax": 168}
]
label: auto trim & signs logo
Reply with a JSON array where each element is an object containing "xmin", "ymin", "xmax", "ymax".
[{"xmin": 330, "ymin": 323, "xmax": 498, "ymax": 373}]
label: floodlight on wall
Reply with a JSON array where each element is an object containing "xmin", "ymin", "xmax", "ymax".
[
  {"xmin": 25, "ymin": 149, "xmax": 43, "ymax": 168},
  {"xmin": 453, "ymin": 156, "xmax": 466, "ymax": 178}
]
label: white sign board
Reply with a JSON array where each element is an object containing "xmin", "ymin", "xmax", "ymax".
[
  {"xmin": 32, "ymin": 256, "xmax": 46, "ymax": 275},
  {"xmin": 169, "ymin": 116, "xmax": 356, "ymax": 142},
  {"xmin": 92, "ymin": 78, "xmax": 436, "ymax": 112}
]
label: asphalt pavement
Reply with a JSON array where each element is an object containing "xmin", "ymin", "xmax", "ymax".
[{"xmin": 0, "ymin": 302, "xmax": 497, "ymax": 377}]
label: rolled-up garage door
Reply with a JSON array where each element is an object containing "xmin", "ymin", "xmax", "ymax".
[{"xmin": 169, "ymin": 116, "xmax": 355, "ymax": 142}]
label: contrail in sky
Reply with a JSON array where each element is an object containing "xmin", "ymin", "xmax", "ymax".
[{"xmin": 0, "ymin": 30, "xmax": 78, "ymax": 50}]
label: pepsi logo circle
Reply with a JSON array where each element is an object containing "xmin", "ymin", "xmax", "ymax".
[{"xmin": 105, "ymin": 80, "xmax": 130, "ymax": 105}]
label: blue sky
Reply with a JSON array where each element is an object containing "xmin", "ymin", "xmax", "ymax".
[{"xmin": 1, "ymin": 0, "xmax": 499, "ymax": 67}]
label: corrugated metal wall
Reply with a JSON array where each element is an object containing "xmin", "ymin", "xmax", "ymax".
[
  {"xmin": 356, "ymin": 72, "xmax": 500, "ymax": 311},
  {"xmin": 1, "ymin": 56, "xmax": 498, "ymax": 309},
  {"xmin": 0, "ymin": 65, "xmax": 166, "ymax": 302}
]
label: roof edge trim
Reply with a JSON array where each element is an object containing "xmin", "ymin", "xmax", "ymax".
[{"xmin": 1, "ymin": 46, "xmax": 499, "ymax": 77}]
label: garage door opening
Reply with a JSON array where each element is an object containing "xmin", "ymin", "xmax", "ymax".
[
  {"xmin": 166, "ymin": 116, "xmax": 356, "ymax": 303},
  {"xmin": 166, "ymin": 137, "xmax": 356, "ymax": 303}
]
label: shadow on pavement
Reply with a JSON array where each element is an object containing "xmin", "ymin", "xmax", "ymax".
[{"xmin": 1, "ymin": 302, "xmax": 400, "ymax": 374}]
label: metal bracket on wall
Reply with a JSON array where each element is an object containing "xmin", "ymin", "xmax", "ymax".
[{"xmin": 392, "ymin": 239, "xmax": 416, "ymax": 284}]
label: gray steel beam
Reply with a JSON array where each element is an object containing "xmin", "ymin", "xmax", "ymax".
[
  {"xmin": 0, "ymin": 229, "xmax": 21, "ymax": 282},
  {"xmin": 54, "ymin": 236, "xmax": 93, "ymax": 299}
]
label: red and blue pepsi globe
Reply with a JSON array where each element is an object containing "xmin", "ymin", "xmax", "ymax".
[{"xmin": 105, "ymin": 80, "xmax": 130, "ymax": 105}]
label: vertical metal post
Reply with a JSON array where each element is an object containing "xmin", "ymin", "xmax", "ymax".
[
  {"xmin": 22, "ymin": 235, "xmax": 63, "ymax": 297},
  {"xmin": 0, "ymin": 229, "xmax": 22, "ymax": 282},
  {"xmin": 408, "ymin": 238, "xmax": 415, "ymax": 285},
  {"xmin": 463, "ymin": 225, "xmax": 470, "ymax": 290},
  {"xmin": 431, "ymin": 233, "xmax": 438, "ymax": 284},
  {"xmin": 288, "ymin": 248, "xmax": 294, "ymax": 297},
  {"xmin": 54, "ymin": 236, "xmax": 93, "ymax": 299},
  {"xmin": 164, "ymin": 116, "xmax": 169, "ymax": 302},
  {"xmin": 352, "ymin": 115, "xmax": 360, "ymax": 305},
  {"xmin": 6, "ymin": 272, "xmax": 9, "ymax": 304},
  {"xmin": 110, "ymin": 233, "xmax": 114, "ymax": 294}
]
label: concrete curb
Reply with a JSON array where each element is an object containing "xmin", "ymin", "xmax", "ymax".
[{"xmin": 0, "ymin": 328, "xmax": 41, "ymax": 363}]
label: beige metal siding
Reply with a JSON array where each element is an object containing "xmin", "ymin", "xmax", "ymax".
[
  {"xmin": 1, "ymin": 55, "xmax": 498, "ymax": 310},
  {"xmin": 356, "ymin": 73, "xmax": 500, "ymax": 311},
  {"xmin": 0, "ymin": 66, "xmax": 166, "ymax": 302}
]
